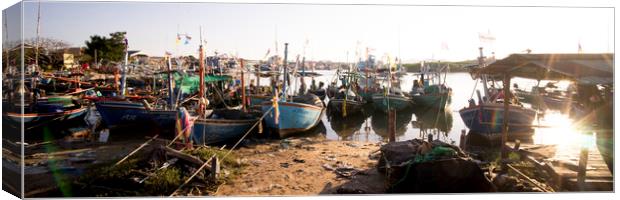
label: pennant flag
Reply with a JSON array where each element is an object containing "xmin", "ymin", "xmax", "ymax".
[
  {"xmin": 184, "ymin": 34, "xmax": 192, "ymax": 45},
  {"xmin": 176, "ymin": 34, "xmax": 181, "ymax": 45},
  {"xmin": 578, "ymin": 42, "xmax": 583, "ymax": 53}
]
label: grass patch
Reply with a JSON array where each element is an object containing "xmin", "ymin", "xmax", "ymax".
[
  {"xmin": 72, "ymin": 146, "xmax": 245, "ymax": 197},
  {"xmin": 144, "ymin": 167, "xmax": 182, "ymax": 195}
]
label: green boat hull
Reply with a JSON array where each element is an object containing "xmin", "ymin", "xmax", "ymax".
[
  {"xmin": 372, "ymin": 94, "xmax": 412, "ymax": 112},
  {"xmin": 411, "ymin": 93, "xmax": 451, "ymax": 109}
]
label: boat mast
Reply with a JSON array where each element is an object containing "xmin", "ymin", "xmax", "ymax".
[
  {"xmin": 240, "ymin": 58, "xmax": 246, "ymax": 111},
  {"xmin": 4, "ymin": 11, "xmax": 9, "ymax": 75},
  {"xmin": 167, "ymin": 56, "xmax": 175, "ymax": 109},
  {"xmin": 198, "ymin": 26, "xmax": 206, "ymax": 116},
  {"xmin": 120, "ymin": 38, "xmax": 129, "ymax": 97},
  {"xmin": 34, "ymin": 0, "xmax": 41, "ymax": 74},
  {"xmin": 282, "ymin": 43, "xmax": 289, "ymax": 101},
  {"xmin": 478, "ymin": 47, "xmax": 490, "ymax": 101}
]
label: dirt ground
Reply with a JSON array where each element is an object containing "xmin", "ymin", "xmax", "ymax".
[{"xmin": 216, "ymin": 136, "xmax": 387, "ymax": 196}]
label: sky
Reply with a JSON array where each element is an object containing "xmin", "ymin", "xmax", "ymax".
[{"xmin": 2, "ymin": 0, "xmax": 615, "ymax": 62}]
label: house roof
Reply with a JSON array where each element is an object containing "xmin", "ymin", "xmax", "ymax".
[{"xmin": 474, "ymin": 53, "xmax": 613, "ymax": 84}]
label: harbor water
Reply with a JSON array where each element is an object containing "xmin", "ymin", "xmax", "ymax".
[{"xmin": 248, "ymin": 70, "xmax": 595, "ymax": 154}]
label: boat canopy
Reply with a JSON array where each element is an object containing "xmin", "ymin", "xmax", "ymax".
[
  {"xmin": 161, "ymin": 72, "xmax": 232, "ymax": 94},
  {"xmin": 474, "ymin": 53, "xmax": 613, "ymax": 85}
]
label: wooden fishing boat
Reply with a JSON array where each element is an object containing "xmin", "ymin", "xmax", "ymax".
[
  {"xmin": 410, "ymin": 85, "xmax": 452, "ymax": 109},
  {"xmin": 260, "ymin": 43, "xmax": 326, "ymax": 138},
  {"xmin": 409, "ymin": 61, "xmax": 452, "ymax": 109},
  {"xmin": 459, "ymin": 102, "xmax": 537, "ymax": 134},
  {"xmin": 261, "ymin": 95, "xmax": 325, "ymax": 138},
  {"xmin": 372, "ymin": 88, "xmax": 412, "ymax": 112},
  {"xmin": 3, "ymin": 101, "xmax": 88, "ymax": 130},
  {"xmin": 327, "ymin": 89, "xmax": 366, "ymax": 117},
  {"xmin": 191, "ymin": 109, "xmax": 260, "ymax": 145},
  {"xmin": 94, "ymin": 100, "xmax": 176, "ymax": 130}
]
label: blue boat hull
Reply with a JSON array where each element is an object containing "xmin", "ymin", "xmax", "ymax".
[
  {"xmin": 261, "ymin": 101, "xmax": 324, "ymax": 138},
  {"xmin": 459, "ymin": 103, "xmax": 536, "ymax": 134},
  {"xmin": 95, "ymin": 101, "xmax": 176, "ymax": 130},
  {"xmin": 191, "ymin": 117, "xmax": 258, "ymax": 145}
]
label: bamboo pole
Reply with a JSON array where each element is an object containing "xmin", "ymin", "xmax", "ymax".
[
  {"xmin": 114, "ymin": 135, "xmax": 159, "ymax": 167},
  {"xmin": 240, "ymin": 59, "xmax": 246, "ymax": 112}
]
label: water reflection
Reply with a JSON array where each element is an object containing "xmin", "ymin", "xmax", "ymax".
[
  {"xmin": 411, "ymin": 107, "xmax": 454, "ymax": 143},
  {"xmin": 370, "ymin": 109, "xmax": 414, "ymax": 140},
  {"xmin": 327, "ymin": 110, "xmax": 367, "ymax": 140}
]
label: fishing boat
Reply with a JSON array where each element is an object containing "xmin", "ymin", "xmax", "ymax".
[
  {"xmin": 191, "ymin": 109, "xmax": 259, "ymax": 145},
  {"xmin": 327, "ymin": 70, "xmax": 367, "ymax": 117},
  {"xmin": 327, "ymin": 90, "xmax": 366, "ymax": 117},
  {"xmin": 261, "ymin": 43, "xmax": 325, "ymax": 138},
  {"xmin": 95, "ymin": 39, "xmax": 178, "ymax": 132},
  {"xmin": 2, "ymin": 73, "xmax": 88, "ymax": 132},
  {"xmin": 3, "ymin": 95, "xmax": 88, "ymax": 131},
  {"xmin": 409, "ymin": 61, "xmax": 452, "ymax": 109},
  {"xmin": 372, "ymin": 87, "xmax": 412, "ymax": 112},
  {"xmin": 459, "ymin": 48, "xmax": 537, "ymax": 136},
  {"xmin": 189, "ymin": 38, "xmax": 262, "ymax": 145},
  {"xmin": 261, "ymin": 94, "xmax": 325, "ymax": 138},
  {"xmin": 459, "ymin": 102, "xmax": 536, "ymax": 134}
]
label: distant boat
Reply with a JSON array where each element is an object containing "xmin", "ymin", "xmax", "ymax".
[
  {"xmin": 327, "ymin": 88, "xmax": 366, "ymax": 117},
  {"xmin": 410, "ymin": 84, "xmax": 452, "ymax": 109},
  {"xmin": 409, "ymin": 61, "xmax": 452, "ymax": 109},
  {"xmin": 191, "ymin": 109, "xmax": 260, "ymax": 145},
  {"xmin": 372, "ymin": 88, "xmax": 412, "ymax": 112}
]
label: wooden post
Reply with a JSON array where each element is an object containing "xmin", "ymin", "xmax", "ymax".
[
  {"xmin": 501, "ymin": 74, "xmax": 511, "ymax": 172},
  {"xmin": 210, "ymin": 156, "xmax": 220, "ymax": 182},
  {"xmin": 388, "ymin": 110, "xmax": 396, "ymax": 142},
  {"xmin": 459, "ymin": 129, "xmax": 467, "ymax": 150},
  {"xmin": 240, "ymin": 59, "xmax": 246, "ymax": 112},
  {"xmin": 255, "ymin": 64, "xmax": 260, "ymax": 94},
  {"xmin": 577, "ymin": 145, "xmax": 589, "ymax": 191}
]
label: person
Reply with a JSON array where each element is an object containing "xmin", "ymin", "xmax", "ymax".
[
  {"xmin": 318, "ymin": 81, "xmax": 325, "ymax": 90},
  {"xmin": 249, "ymin": 79, "xmax": 257, "ymax": 94},
  {"xmin": 310, "ymin": 78, "xmax": 317, "ymax": 91},
  {"xmin": 298, "ymin": 77, "xmax": 306, "ymax": 94}
]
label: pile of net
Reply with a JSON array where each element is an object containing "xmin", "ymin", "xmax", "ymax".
[{"xmin": 377, "ymin": 139, "xmax": 496, "ymax": 193}]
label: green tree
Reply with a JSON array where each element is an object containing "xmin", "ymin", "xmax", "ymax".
[{"xmin": 84, "ymin": 31, "xmax": 127, "ymax": 64}]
